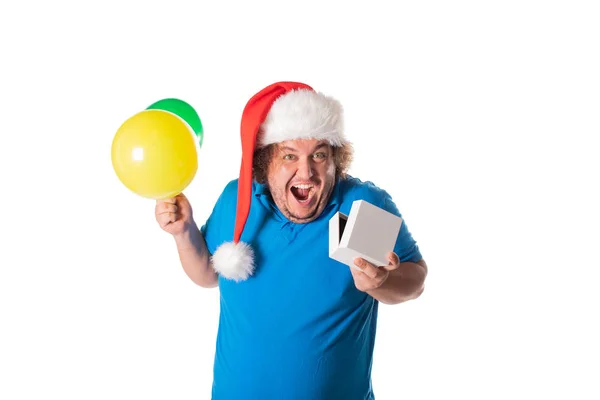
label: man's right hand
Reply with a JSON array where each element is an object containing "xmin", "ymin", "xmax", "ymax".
[
  {"xmin": 155, "ymin": 193, "xmax": 217, "ymax": 288},
  {"xmin": 155, "ymin": 193, "xmax": 194, "ymax": 237}
]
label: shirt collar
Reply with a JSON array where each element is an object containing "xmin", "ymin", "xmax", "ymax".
[
  {"xmin": 253, "ymin": 181, "xmax": 270, "ymax": 197},
  {"xmin": 328, "ymin": 175, "xmax": 343, "ymax": 208}
]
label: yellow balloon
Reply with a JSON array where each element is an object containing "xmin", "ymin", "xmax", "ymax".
[{"xmin": 111, "ymin": 109, "xmax": 198, "ymax": 199}]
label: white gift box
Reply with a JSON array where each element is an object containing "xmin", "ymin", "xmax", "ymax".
[{"xmin": 329, "ymin": 200, "xmax": 403, "ymax": 268}]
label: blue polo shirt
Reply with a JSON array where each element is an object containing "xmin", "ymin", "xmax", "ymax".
[{"xmin": 201, "ymin": 175, "xmax": 422, "ymax": 400}]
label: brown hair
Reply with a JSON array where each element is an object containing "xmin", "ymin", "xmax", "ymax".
[{"xmin": 252, "ymin": 142, "xmax": 354, "ymax": 184}]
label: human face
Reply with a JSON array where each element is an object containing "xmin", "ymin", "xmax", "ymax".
[{"xmin": 266, "ymin": 139, "xmax": 336, "ymax": 223}]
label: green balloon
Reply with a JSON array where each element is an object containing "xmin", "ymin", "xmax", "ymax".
[{"xmin": 147, "ymin": 98, "xmax": 204, "ymax": 148}]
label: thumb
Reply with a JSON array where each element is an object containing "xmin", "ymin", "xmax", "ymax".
[{"xmin": 382, "ymin": 252, "xmax": 400, "ymax": 271}]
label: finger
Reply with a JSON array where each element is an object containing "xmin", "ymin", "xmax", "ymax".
[
  {"xmin": 382, "ymin": 252, "xmax": 400, "ymax": 271},
  {"xmin": 157, "ymin": 203, "xmax": 178, "ymax": 214},
  {"xmin": 162, "ymin": 197, "xmax": 177, "ymax": 204},
  {"xmin": 155, "ymin": 198, "xmax": 177, "ymax": 213},
  {"xmin": 353, "ymin": 258, "xmax": 381, "ymax": 280},
  {"xmin": 174, "ymin": 193, "xmax": 188, "ymax": 204},
  {"xmin": 158, "ymin": 212, "xmax": 177, "ymax": 226}
]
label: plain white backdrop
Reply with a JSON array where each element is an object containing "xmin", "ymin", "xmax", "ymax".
[{"xmin": 1, "ymin": 1, "xmax": 599, "ymax": 399}]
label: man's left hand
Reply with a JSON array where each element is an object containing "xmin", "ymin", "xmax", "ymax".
[{"xmin": 350, "ymin": 252, "xmax": 400, "ymax": 292}]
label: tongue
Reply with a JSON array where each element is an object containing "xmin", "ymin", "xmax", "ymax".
[{"xmin": 291, "ymin": 187, "xmax": 310, "ymax": 201}]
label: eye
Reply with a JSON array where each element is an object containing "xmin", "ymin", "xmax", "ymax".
[
  {"xmin": 313, "ymin": 152, "xmax": 328, "ymax": 160},
  {"xmin": 283, "ymin": 154, "xmax": 296, "ymax": 161}
]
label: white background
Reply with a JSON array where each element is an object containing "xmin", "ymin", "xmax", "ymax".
[{"xmin": 1, "ymin": 1, "xmax": 599, "ymax": 399}]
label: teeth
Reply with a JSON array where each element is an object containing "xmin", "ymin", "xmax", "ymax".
[{"xmin": 293, "ymin": 184, "xmax": 313, "ymax": 189}]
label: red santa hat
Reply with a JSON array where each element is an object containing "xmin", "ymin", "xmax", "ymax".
[{"xmin": 211, "ymin": 81, "xmax": 346, "ymax": 281}]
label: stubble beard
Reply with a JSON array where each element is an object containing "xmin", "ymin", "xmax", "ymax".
[{"xmin": 269, "ymin": 177, "xmax": 335, "ymax": 224}]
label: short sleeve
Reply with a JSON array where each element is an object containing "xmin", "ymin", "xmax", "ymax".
[
  {"xmin": 200, "ymin": 180, "xmax": 238, "ymax": 255},
  {"xmin": 382, "ymin": 196, "xmax": 423, "ymax": 263},
  {"xmin": 200, "ymin": 213, "xmax": 217, "ymax": 255}
]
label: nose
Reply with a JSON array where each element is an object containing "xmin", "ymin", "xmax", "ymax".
[{"xmin": 296, "ymin": 157, "xmax": 314, "ymax": 180}]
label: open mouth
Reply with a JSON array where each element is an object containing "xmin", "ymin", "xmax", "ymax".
[{"xmin": 290, "ymin": 183, "xmax": 315, "ymax": 204}]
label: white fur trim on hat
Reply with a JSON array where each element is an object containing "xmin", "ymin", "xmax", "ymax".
[
  {"xmin": 258, "ymin": 89, "xmax": 345, "ymax": 147},
  {"xmin": 211, "ymin": 241, "xmax": 255, "ymax": 282}
]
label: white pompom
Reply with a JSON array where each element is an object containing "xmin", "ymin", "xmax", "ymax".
[{"xmin": 211, "ymin": 241, "xmax": 255, "ymax": 282}]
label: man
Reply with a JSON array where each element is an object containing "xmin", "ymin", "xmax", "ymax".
[{"xmin": 155, "ymin": 82, "xmax": 427, "ymax": 399}]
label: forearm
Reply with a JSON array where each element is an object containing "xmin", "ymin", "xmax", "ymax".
[
  {"xmin": 367, "ymin": 260, "xmax": 427, "ymax": 305},
  {"xmin": 174, "ymin": 224, "xmax": 218, "ymax": 288}
]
